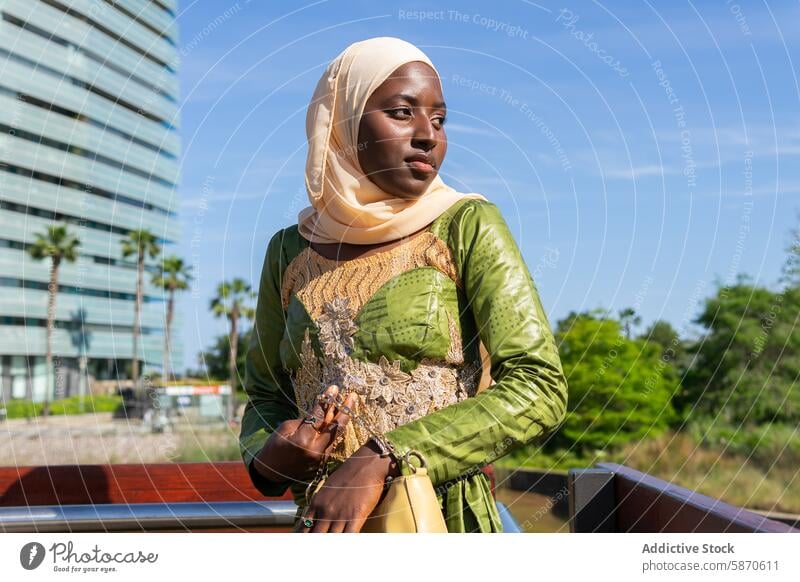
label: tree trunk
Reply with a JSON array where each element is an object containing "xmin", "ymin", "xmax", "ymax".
[
  {"xmin": 227, "ymin": 308, "xmax": 238, "ymax": 421},
  {"xmin": 132, "ymin": 251, "xmax": 143, "ymax": 390},
  {"xmin": 78, "ymin": 354, "xmax": 87, "ymax": 414},
  {"xmin": 163, "ymin": 289, "xmax": 174, "ymax": 384},
  {"xmin": 44, "ymin": 257, "xmax": 60, "ymax": 417}
]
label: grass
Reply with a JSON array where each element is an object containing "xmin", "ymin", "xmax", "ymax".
[
  {"xmin": 169, "ymin": 433, "xmax": 241, "ymax": 462},
  {"xmin": 615, "ymin": 431, "xmax": 800, "ymax": 514},
  {"xmin": 2, "ymin": 395, "xmax": 122, "ymax": 419},
  {"xmin": 500, "ymin": 430, "xmax": 800, "ymax": 514}
]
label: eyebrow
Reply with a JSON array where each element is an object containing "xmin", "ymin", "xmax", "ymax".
[{"xmin": 392, "ymin": 93, "xmax": 447, "ymax": 109}]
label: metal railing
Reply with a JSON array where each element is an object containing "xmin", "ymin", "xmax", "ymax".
[
  {"xmin": 0, "ymin": 501, "xmax": 297, "ymax": 532},
  {"xmin": 0, "ymin": 500, "xmax": 521, "ymax": 533}
]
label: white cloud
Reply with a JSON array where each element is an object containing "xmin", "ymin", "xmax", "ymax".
[
  {"xmin": 605, "ymin": 164, "xmax": 671, "ymax": 179},
  {"xmin": 180, "ymin": 190, "xmax": 265, "ymax": 209},
  {"xmin": 445, "ymin": 123, "xmax": 498, "ymax": 137}
]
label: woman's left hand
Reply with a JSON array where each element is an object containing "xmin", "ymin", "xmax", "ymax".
[{"xmin": 301, "ymin": 440, "xmax": 399, "ymax": 533}]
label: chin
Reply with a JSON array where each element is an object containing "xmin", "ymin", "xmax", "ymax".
[
  {"xmin": 393, "ymin": 186, "xmax": 428, "ymax": 200},
  {"xmin": 404, "ymin": 176, "xmax": 437, "ymax": 197},
  {"xmin": 380, "ymin": 177, "xmax": 431, "ymax": 199}
]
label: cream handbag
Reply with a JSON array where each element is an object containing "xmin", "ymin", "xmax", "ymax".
[
  {"xmin": 360, "ymin": 450, "xmax": 448, "ymax": 533},
  {"xmin": 302, "ymin": 391, "xmax": 448, "ymax": 533}
]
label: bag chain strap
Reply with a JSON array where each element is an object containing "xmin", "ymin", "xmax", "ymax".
[
  {"xmin": 318, "ymin": 391, "xmax": 401, "ymax": 460},
  {"xmin": 304, "ymin": 390, "xmax": 408, "ymax": 507}
]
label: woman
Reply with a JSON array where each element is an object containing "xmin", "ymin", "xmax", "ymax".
[{"xmin": 239, "ymin": 37, "xmax": 567, "ymax": 533}]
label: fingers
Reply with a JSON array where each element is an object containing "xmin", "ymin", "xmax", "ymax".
[
  {"xmin": 310, "ymin": 516, "xmax": 330, "ymax": 533},
  {"xmin": 331, "ymin": 392, "xmax": 357, "ymax": 427},
  {"xmin": 299, "ymin": 385, "xmax": 338, "ymax": 435},
  {"xmin": 319, "ymin": 392, "xmax": 358, "ymax": 450},
  {"xmin": 306, "ymin": 513, "xmax": 347, "ymax": 533},
  {"xmin": 322, "ymin": 392, "xmax": 337, "ymax": 426},
  {"xmin": 296, "ymin": 387, "xmax": 357, "ymax": 460},
  {"xmin": 314, "ymin": 391, "xmax": 357, "ymax": 452},
  {"xmin": 318, "ymin": 384, "xmax": 339, "ymax": 419},
  {"xmin": 297, "ymin": 510, "xmax": 314, "ymax": 533}
]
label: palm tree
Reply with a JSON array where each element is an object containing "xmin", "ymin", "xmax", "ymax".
[
  {"xmin": 152, "ymin": 256, "xmax": 192, "ymax": 384},
  {"xmin": 121, "ymin": 229, "xmax": 160, "ymax": 389},
  {"xmin": 781, "ymin": 212, "xmax": 800, "ymax": 286},
  {"xmin": 618, "ymin": 307, "xmax": 642, "ymax": 340},
  {"xmin": 28, "ymin": 224, "xmax": 80, "ymax": 416},
  {"xmin": 210, "ymin": 278, "xmax": 255, "ymax": 420}
]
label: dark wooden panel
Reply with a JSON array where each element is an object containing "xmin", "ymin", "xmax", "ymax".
[
  {"xmin": 0, "ymin": 463, "xmax": 293, "ymax": 506},
  {"xmin": 568, "ymin": 469, "xmax": 615, "ymax": 533},
  {"xmin": 504, "ymin": 468, "xmax": 568, "ymax": 498},
  {"xmin": 598, "ymin": 463, "xmax": 798, "ymax": 533}
]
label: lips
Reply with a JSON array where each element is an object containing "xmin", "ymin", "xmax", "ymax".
[{"xmin": 405, "ymin": 154, "xmax": 436, "ymax": 175}]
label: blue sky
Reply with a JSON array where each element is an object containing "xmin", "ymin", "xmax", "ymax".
[{"xmin": 173, "ymin": 0, "xmax": 800, "ymax": 372}]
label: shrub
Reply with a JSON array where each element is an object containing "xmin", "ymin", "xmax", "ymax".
[
  {"xmin": 550, "ymin": 311, "xmax": 679, "ymax": 453},
  {"xmin": 2, "ymin": 395, "xmax": 122, "ymax": 419}
]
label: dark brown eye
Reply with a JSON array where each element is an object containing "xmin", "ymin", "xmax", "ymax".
[{"xmin": 389, "ymin": 107, "xmax": 412, "ymax": 118}]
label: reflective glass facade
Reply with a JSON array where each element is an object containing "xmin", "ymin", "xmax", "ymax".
[{"xmin": 0, "ymin": 0, "xmax": 180, "ymax": 400}]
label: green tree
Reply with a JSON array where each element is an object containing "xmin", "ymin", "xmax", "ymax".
[
  {"xmin": 152, "ymin": 256, "xmax": 192, "ymax": 383},
  {"xmin": 640, "ymin": 320, "xmax": 688, "ymax": 375},
  {"xmin": 121, "ymin": 229, "xmax": 161, "ymax": 388},
  {"xmin": 554, "ymin": 312, "xmax": 678, "ymax": 452},
  {"xmin": 198, "ymin": 330, "xmax": 251, "ymax": 382},
  {"xmin": 640, "ymin": 320, "xmax": 679, "ymax": 351},
  {"xmin": 682, "ymin": 280, "xmax": 800, "ymax": 425},
  {"xmin": 210, "ymin": 278, "xmax": 255, "ymax": 420},
  {"xmin": 618, "ymin": 307, "xmax": 642, "ymax": 339},
  {"xmin": 28, "ymin": 224, "xmax": 80, "ymax": 416}
]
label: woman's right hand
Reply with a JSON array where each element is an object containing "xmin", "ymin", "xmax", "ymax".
[{"xmin": 253, "ymin": 385, "xmax": 355, "ymax": 484}]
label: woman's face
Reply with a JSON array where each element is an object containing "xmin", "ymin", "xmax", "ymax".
[{"xmin": 357, "ymin": 61, "xmax": 447, "ymax": 199}]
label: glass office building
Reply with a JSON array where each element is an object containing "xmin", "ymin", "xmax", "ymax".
[{"xmin": 0, "ymin": 0, "xmax": 180, "ymax": 401}]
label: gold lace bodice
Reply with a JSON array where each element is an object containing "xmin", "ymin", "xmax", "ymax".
[
  {"xmin": 280, "ymin": 231, "xmax": 460, "ymax": 318},
  {"xmin": 280, "ymin": 233, "xmax": 482, "ymax": 461}
]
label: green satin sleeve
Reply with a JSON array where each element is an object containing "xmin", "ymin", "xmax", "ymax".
[
  {"xmin": 239, "ymin": 228, "xmax": 299, "ymax": 497},
  {"xmin": 384, "ymin": 200, "xmax": 568, "ymax": 487}
]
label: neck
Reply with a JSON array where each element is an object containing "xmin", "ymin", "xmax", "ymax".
[{"xmin": 310, "ymin": 224, "xmax": 429, "ymax": 261}]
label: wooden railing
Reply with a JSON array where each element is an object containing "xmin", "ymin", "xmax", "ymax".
[
  {"xmin": 0, "ymin": 462, "xmax": 519, "ymax": 533},
  {"xmin": 0, "ymin": 462, "xmax": 284, "ymax": 506},
  {"xmin": 568, "ymin": 463, "xmax": 799, "ymax": 533},
  {"xmin": 3, "ymin": 461, "xmax": 794, "ymax": 533},
  {"xmin": 0, "ymin": 462, "xmax": 297, "ymax": 532}
]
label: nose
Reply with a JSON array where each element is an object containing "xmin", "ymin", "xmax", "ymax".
[{"xmin": 410, "ymin": 111, "xmax": 437, "ymax": 152}]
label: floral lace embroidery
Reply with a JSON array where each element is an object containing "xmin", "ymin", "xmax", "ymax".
[
  {"xmin": 280, "ymin": 231, "xmax": 460, "ymax": 318},
  {"xmin": 289, "ymin": 297, "xmax": 481, "ymax": 461}
]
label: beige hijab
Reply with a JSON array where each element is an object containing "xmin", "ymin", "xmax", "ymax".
[{"xmin": 297, "ymin": 37, "xmax": 487, "ymax": 245}]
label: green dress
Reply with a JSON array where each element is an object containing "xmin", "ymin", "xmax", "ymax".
[{"xmin": 239, "ymin": 198, "xmax": 568, "ymax": 532}]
